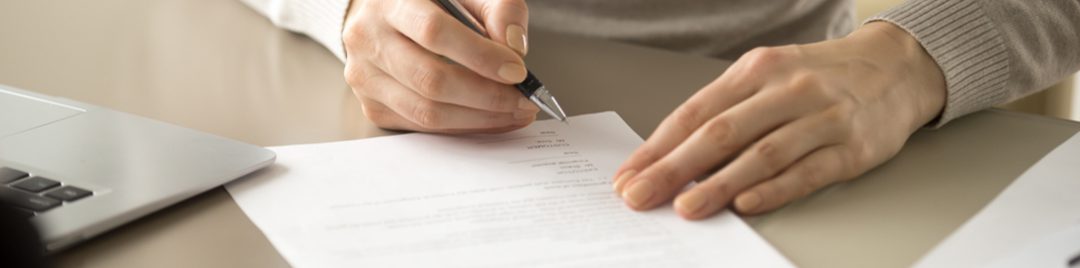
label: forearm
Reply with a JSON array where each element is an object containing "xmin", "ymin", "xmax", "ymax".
[{"xmin": 869, "ymin": 0, "xmax": 1080, "ymax": 126}]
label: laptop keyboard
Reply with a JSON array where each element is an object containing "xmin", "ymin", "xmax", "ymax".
[{"xmin": 0, "ymin": 167, "xmax": 93, "ymax": 218}]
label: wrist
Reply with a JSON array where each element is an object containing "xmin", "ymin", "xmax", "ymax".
[{"xmin": 846, "ymin": 22, "xmax": 946, "ymax": 131}]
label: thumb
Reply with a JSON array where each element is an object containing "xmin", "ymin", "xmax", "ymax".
[{"xmin": 462, "ymin": 0, "xmax": 529, "ymax": 57}]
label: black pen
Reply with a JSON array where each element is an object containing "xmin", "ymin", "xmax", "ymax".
[{"xmin": 433, "ymin": 0, "xmax": 568, "ymax": 122}]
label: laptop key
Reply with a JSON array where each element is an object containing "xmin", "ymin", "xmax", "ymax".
[
  {"xmin": 0, "ymin": 167, "xmax": 29, "ymax": 183},
  {"xmin": 0, "ymin": 187, "xmax": 61, "ymax": 212},
  {"xmin": 45, "ymin": 186, "xmax": 92, "ymax": 202},
  {"xmin": 11, "ymin": 176, "xmax": 60, "ymax": 192},
  {"xmin": 11, "ymin": 207, "xmax": 35, "ymax": 219}
]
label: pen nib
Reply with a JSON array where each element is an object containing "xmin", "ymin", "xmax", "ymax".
[{"xmin": 529, "ymin": 86, "xmax": 568, "ymax": 122}]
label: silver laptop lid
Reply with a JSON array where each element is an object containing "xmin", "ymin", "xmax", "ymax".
[
  {"xmin": 0, "ymin": 89, "xmax": 84, "ymax": 138},
  {"xmin": 0, "ymin": 85, "xmax": 275, "ymax": 251}
]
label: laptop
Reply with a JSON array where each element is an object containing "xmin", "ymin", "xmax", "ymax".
[{"xmin": 0, "ymin": 84, "xmax": 276, "ymax": 252}]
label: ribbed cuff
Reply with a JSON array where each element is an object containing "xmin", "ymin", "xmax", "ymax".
[
  {"xmin": 287, "ymin": 0, "xmax": 350, "ymax": 61},
  {"xmin": 867, "ymin": 0, "xmax": 1009, "ymax": 127}
]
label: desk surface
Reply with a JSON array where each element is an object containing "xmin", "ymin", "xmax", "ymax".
[{"xmin": 2, "ymin": 0, "xmax": 1078, "ymax": 267}]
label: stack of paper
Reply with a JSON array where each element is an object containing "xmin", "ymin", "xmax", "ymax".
[{"xmin": 226, "ymin": 112, "xmax": 793, "ymax": 267}]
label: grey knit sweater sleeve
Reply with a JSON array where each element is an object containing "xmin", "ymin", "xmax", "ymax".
[{"xmin": 869, "ymin": 0, "xmax": 1080, "ymax": 126}]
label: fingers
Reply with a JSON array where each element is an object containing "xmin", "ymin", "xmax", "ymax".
[
  {"xmin": 385, "ymin": 0, "xmax": 526, "ymax": 84},
  {"xmin": 607, "ymin": 41, "xmax": 927, "ymax": 220},
  {"xmin": 461, "ymin": 0, "xmax": 529, "ymax": 56},
  {"xmin": 367, "ymin": 31, "xmax": 534, "ymax": 114},
  {"xmin": 358, "ymin": 97, "xmax": 429, "ymax": 131},
  {"xmin": 358, "ymin": 98, "xmax": 530, "ymax": 134},
  {"xmin": 671, "ymin": 110, "xmax": 850, "ymax": 219},
  {"xmin": 349, "ymin": 63, "xmax": 534, "ymax": 131},
  {"xmin": 612, "ymin": 48, "xmax": 791, "ymax": 180},
  {"xmin": 616, "ymin": 83, "xmax": 832, "ymax": 211},
  {"xmin": 343, "ymin": 0, "xmax": 536, "ymax": 133},
  {"xmin": 613, "ymin": 70, "xmax": 759, "ymax": 186},
  {"xmin": 732, "ymin": 145, "xmax": 858, "ymax": 215}
]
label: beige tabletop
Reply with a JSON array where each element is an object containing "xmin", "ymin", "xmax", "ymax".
[{"xmin": 2, "ymin": 0, "xmax": 1078, "ymax": 267}]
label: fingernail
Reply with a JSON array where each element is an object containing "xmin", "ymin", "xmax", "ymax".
[
  {"xmin": 735, "ymin": 192, "xmax": 762, "ymax": 212},
  {"xmin": 498, "ymin": 63, "xmax": 527, "ymax": 83},
  {"xmin": 675, "ymin": 192, "xmax": 709, "ymax": 215},
  {"xmin": 613, "ymin": 170, "xmax": 637, "ymax": 193},
  {"xmin": 622, "ymin": 180, "xmax": 656, "ymax": 208},
  {"xmin": 506, "ymin": 24, "xmax": 528, "ymax": 56}
]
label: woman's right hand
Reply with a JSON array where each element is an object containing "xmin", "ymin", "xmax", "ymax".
[{"xmin": 343, "ymin": 0, "xmax": 538, "ymax": 133}]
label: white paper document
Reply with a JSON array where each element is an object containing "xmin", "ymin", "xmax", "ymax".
[
  {"xmin": 915, "ymin": 131, "xmax": 1080, "ymax": 268},
  {"xmin": 226, "ymin": 112, "xmax": 793, "ymax": 267}
]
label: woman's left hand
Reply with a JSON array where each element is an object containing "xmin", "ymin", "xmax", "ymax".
[{"xmin": 612, "ymin": 22, "xmax": 947, "ymax": 219}]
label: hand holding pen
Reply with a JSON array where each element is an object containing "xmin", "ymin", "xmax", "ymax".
[{"xmin": 341, "ymin": 0, "xmax": 560, "ymax": 133}]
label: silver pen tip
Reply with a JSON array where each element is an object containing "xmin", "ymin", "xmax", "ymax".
[{"xmin": 529, "ymin": 86, "xmax": 568, "ymax": 122}]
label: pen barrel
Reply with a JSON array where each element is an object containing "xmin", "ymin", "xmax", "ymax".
[
  {"xmin": 515, "ymin": 71, "xmax": 543, "ymax": 96},
  {"xmin": 436, "ymin": 0, "xmax": 486, "ymax": 36}
]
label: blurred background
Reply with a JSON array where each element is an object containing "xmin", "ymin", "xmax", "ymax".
[{"xmin": 858, "ymin": 1, "xmax": 1079, "ymax": 121}]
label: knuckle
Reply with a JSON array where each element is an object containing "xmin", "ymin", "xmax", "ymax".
[
  {"xmin": 798, "ymin": 163, "xmax": 826, "ymax": 193},
  {"xmin": 755, "ymin": 184, "xmax": 777, "ymax": 201},
  {"xmin": 412, "ymin": 64, "xmax": 447, "ymax": 99},
  {"xmin": 840, "ymin": 145, "xmax": 870, "ymax": 179},
  {"xmin": 648, "ymin": 163, "xmax": 683, "ymax": 189},
  {"xmin": 341, "ymin": 25, "xmax": 361, "ymax": 47},
  {"xmin": 707, "ymin": 181, "xmax": 735, "ymax": 200},
  {"xmin": 343, "ymin": 7, "xmax": 367, "ymax": 35},
  {"xmin": 359, "ymin": 100, "xmax": 393, "ymax": 127},
  {"xmin": 700, "ymin": 117, "xmax": 739, "ymax": 151},
  {"xmin": 629, "ymin": 145, "xmax": 664, "ymax": 167},
  {"xmin": 753, "ymin": 141, "xmax": 784, "ymax": 175},
  {"xmin": 411, "ymin": 9, "xmax": 444, "ymax": 46},
  {"xmin": 342, "ymin": 24, "xmax": 380, "ymax": 59},
  {"xmin": 667, "ymin": 103, "xmax": 706, "ymax": 134},
  {"xmin": 754, "ymin": 185, "xmax": 787, "ymax": 208},
  {"xmin": 344, "ymin": 64, "xmax": 373, "ymax": 92},
  {"xmin": 741, "ymin": 47, "xmax": 786, "ymax": 72},
  {"xmin": 827, "ymin": 148, "xmax": 861, "ymax": 182},
  {"xmin": 410, "ymin": 100, "xmax": 442, "ymax": 129},
  {"xmin": 822, "ymin": 105, "xmax": 855, "ymax": 128},
  {"xmin": 787, "ymin": 72, "xmax": 826, "ymax": 97}
]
